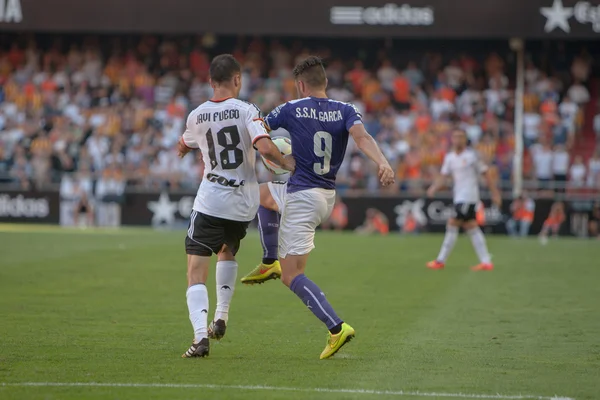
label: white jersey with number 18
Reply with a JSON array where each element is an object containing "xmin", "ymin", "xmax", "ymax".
[
  {"xmin": 440, "ymin": 148, "xmax": 488, "ymax": 204},
  {"xmin": 181, "ymin": 97, "xmax": 270, "ymax": 222}
]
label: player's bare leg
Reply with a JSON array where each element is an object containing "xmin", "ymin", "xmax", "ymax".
[
  {"xmin": 427, "ymin": 218, "xmax": 460, "ymax": 269},
  {"xmin": 241, "ymin": 183, "xmax": 282, "ymax": 284},
  {"xmin": 464, "ymin": 220, "xmax": 494, "ymax": 271},
  {"xmin": 210, "ymin": 246, "xmax": 237, "ymax": 340},
  {"xmin": 281, "ymin": 253, "xmax": 355, "ymax": 359},
  {"xmin": 183, "ymin": 254, "xmax": 211, "ymax": 358}
]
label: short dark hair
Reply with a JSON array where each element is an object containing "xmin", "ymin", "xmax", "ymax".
[
  {"xmin": 209, "ymin": 54, "xmax": 241, "ymax": 84},
  {"xmin": 292, "ymin": 56, "xmax": 327, "ymax": 89}
]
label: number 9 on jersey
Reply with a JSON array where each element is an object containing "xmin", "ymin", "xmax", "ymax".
[{"xmin": 261, "ymin": 136, "xmax": 293, "ymax": 175}]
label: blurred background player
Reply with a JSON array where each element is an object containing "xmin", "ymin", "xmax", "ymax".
[
  {"xmin": 240, "ymin": 56, "xmax": 394, "ymax": 359},
  {"xmin": 355, "ymin": 208, "xmax": 389, "ymax": 235},
  {"xmin": 539, "ymin": 201, "xmax": 566, "ymax": 245},
  {"xmin": 177, "ymin": 54, "xmax": 293, "ymax": 358},
  {"xmin": 73, "ymin": 182, "xmax": 94, "ymax": 228},
  {"xmin": 321, "ymin": 196, "xmax": 348, "ymax": 231},
  {"xmin": 426, "ymin": 129, "xmax": 501, "ymax": 271},
  {"xmin": 506, "ymin": 193, "xmax": 536, "ymax": 237}
]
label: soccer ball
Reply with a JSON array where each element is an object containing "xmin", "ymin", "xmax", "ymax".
[{"xmin": 261, "ymin": 136, "xmax": 292, "ymax": 175}]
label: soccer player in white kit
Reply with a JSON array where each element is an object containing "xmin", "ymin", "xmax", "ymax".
[
  {"xmin": 426, "ymin": 129, "xmax": 501, "ymax": 271},
  {"xmin": 177, "ymin": 54, "xmax": 294, "ymax": 358}
]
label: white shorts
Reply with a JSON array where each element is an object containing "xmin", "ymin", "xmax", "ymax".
[{"xmin": 267, "ymin": 182, "xmax": 336, "ymax": 258}]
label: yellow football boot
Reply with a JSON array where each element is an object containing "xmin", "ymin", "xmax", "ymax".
[
  {"xmin": 240, "ymin": 261, "xmax": 282, "ymax": 285},
  {"xmin": 320, "ymin": 323, "xmax": 355, "ymax": 360}
]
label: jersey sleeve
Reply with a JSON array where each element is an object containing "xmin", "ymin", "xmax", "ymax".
[
  {"xmin": 264, "ymin": 102, "xmax": 288, "ymax": 131},
  {"xmin": 181, "ymin": 112, "xmax": 199, "ymax": 149},
  {"xmin": 245, "ymin": 104, "xmax": 271, "ymax": 147},
  {"xmin": 344, "ymin": 103, "xmax": 363, "ymax": 131},
  {"xmin": 440, "ymin": 154, "xmax": 451, "ymax": 176}
]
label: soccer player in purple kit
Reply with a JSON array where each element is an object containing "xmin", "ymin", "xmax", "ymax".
[{"xmin": 240, "ymin": 56, "xmax": 395, "ymax": 359}]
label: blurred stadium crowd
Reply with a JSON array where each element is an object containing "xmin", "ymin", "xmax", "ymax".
[{"xmin": 1, "ymin": 34, "xmax": 599, "ymax": 200}]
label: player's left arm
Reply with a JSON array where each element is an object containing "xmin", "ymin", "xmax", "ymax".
[
  {"xmin": 178, "ymin": 113, "xmax": 199, "ymax": 158},
  {"xmin": 478, "ymin": 156, "xmax": 502, "ymax": 207},
  {"xmin": 346, "ymin": 104, "xmax": 394, "ymax": 187}
]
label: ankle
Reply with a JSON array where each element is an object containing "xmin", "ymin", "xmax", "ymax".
[{"xmin": 329, "ymin": 323, "xmax": 343, "ymax": 335}]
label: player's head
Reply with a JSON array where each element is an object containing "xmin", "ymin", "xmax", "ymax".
[
  {"xmin": 209, "ymin": 54, "xmax": 242, "ymax": 97},
  {"xmin": 292, "ymin": 56, "xmax": 328, "ymax": 97},
  {"xmin": 451, "ymin": 129, "xmax": 468, "ymax": 151}
]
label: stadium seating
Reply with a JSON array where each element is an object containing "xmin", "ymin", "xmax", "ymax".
[{"xmin": 0, "ymin": 35, "xmax": 598, "ymax": 196}]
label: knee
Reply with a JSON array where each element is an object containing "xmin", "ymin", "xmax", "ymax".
[
  {"xmin": 218, "ymin": 246, "xmax": 235, "ymax": 261},
  {"xmin": 446, "ymin": 222, "xmax": 459, "ymax": 233},
  {"xmin": 464, "ymin": 221, "xmax": 478, "ymax": 231},
  {"xmin": 281, "ymin": 270, "xmax": 296, "ymax": 287},
  {"xmin": 281, "ymin": 267, "xmax": 303, "ymax": 288}
]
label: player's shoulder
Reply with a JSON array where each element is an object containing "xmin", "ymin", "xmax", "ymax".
[
  {"xmin": 226, "ymin": 98, "xmax": 262, "ymax": 116},
  {"xmin": 466, "ymin": 147, "xmax": 483, "ymax": 160},
  {"xmin": 443, "ymin": 150, "xmax": 457, "ymax": 161},
  {"xmin": 188, "ymin": 102, "xmax": 208, "ymax": 115},
  {"xmin": 267, "ymin": 99, "xmax": 306, "ymax": 118},
  {"xmin": 327, "ymin": 98, "xmax": 362, "ymax": 115},
  {"xmin": 185, "ymin": 103, "xmax": 208, "ymax": 124},
  {"xmin": 232, "ymin": 98, "xmax": 261, "ymax": 113}
]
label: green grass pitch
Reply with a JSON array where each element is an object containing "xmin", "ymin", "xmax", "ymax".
[{"xmin": 0, "ymin": 225, "xmax": 599, "ymax": 400}]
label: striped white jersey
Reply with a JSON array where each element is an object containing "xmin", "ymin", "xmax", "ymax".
[{"xmin": 181, "ymin": 97, "xmax": 270, "ymax": 222}]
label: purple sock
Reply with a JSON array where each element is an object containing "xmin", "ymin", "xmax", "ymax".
[
  {"xmin": 257, "ymin": 206, "xmax": 279, "ymax": 264},
  {"xmin": 290, "ymin": 274, "xmax": 343, "ymax": 331}
]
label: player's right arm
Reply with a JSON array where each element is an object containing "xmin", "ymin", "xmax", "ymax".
[
  {"xmin": 263, "ymin": 103, "xmax": 288, "ymax": 132},
  {"xmin": 246, "ymin": 105, "xmax": 295, "ymax": 172},
  {"xmin": 427, "ymin": 154, "xmax": 450, "ymax": 197},
  {"xmin": 255, "ymin": 138, "xmax": 296, "ymax": 172},
  {"xmin": 178, "ymin": 112, "xmax": 199, "ymax": 158},
  {"xmin": 349, "ymin": 124, "xmax": 394, "ymax": 187}
]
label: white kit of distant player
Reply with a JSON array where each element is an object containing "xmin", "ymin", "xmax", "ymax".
[
  {"xmin": 441, "ymin": 149, "xmax": 487, "ymax": 206},
  {"xmin": 427, "ymin": 129, "xmax": 501, "ymax": 271}
]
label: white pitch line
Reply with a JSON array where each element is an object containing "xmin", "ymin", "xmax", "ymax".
[{"xmin": 0, "ymin": 382, "xmax": 575, "ymax": 400}]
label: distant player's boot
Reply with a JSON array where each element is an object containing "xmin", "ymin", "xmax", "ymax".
[
  {"xmin": 207, "ymin": 319, "xmax": 227, "ymax": 340},
  {"xmin": 240, "ymin": 261, "xmax": 281, "ymax": 284},
  {"xmin": 182, "ymin": 338, "xmax": 209, "ymax": 358},
  {"xmin": 471, "ymin": 262, "xmax": 493, "ymax": 271},
  {"xmin": 426, "ymin": 260, "xmax": 445, "ymax": 270},
  {"xmin": 320, "ymin": 323, "xmax": 355, "ymax": 360}
]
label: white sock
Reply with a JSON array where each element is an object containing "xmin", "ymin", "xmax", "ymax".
[
  {"xmin": 467, "ymin": 227, "xmax": 491, "ymax": 264},
  {"xmin": 186, "ymin": 284, "xmax": 208, "ymax": 342},
  {"xmin": 215, "ymin": 261, "xmax": 238, "ymax": 323},
  {"xmin": 437, "ymin": 225, "xmax": 458, "ymax": 262}
]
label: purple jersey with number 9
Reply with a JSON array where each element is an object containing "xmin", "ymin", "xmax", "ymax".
[{"xmin": 264, "ymin": 97, "xmax": 363, "ymax": 193}]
